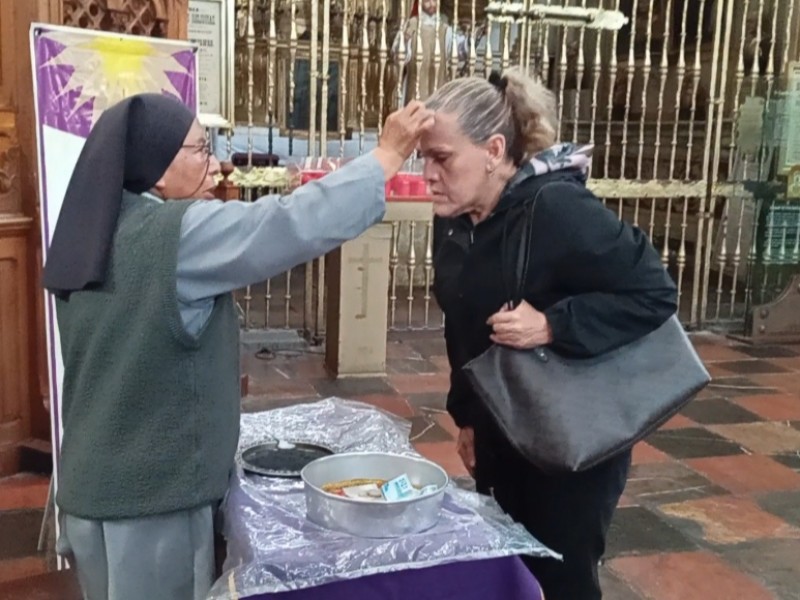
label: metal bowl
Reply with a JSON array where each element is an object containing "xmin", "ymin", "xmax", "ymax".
[{"xmin": 301, "ymin": 452, "xmax": 449, "ymax": 538}]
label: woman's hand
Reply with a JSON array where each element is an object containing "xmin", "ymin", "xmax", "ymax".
[
  {"xmin": 456, "ymin": 427, "xmax": 476, "ymax": 476},
  {"xmin": 487, "ymin": 300, "xmax": 553, "ymax": 349},
  {"xmin": 374, "ymin": 101, "xmax": 435, "ymax": 179}
]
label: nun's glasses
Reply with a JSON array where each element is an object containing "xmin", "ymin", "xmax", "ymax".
[{"xmin": 182, "ymin": 140, "xmax": 212, "ymax": 160}]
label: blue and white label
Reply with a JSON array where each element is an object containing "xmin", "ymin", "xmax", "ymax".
[{"xmin": 381, "ymin": 474, "xmax": 416, "ymax": 501}]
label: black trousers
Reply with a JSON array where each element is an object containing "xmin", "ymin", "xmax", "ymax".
[{"xmin": 473, "ymin": 423, "xmax": 631, "ymax": 600}]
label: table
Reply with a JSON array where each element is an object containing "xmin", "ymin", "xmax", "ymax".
[{"xmin": 208, "ymin": 400, "xmax": 556, "ymax": 600}]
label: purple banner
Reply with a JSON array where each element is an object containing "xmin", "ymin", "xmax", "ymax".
[{"xmin": 33, "ymin": 27, "xmax": 197, "ymax": 138}]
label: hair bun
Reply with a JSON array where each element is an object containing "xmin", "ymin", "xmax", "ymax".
[{"xmin": 488, "ymin": 70, "xmax": 508, "ymax": 93}]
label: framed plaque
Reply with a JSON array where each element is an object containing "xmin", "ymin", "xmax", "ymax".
[{"xmin": 188, "ymin": 0, "xmax": 235, "ymax": 128}]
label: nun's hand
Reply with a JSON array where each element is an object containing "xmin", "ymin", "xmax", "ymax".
[
  {"xmin": 375, "ymin": 101, "xmax": 435, "ymax": 179},
  {"xmin": 487, "ymin": 300, "xmax": 553, "ymax": 349}
]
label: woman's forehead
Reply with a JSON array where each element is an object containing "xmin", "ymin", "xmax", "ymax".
[{"xmin": 421, "ymin": 112, "xmax": 463, "ymax": 147}]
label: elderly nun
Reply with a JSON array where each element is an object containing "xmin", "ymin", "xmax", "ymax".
[{"xmin": 44, "ymin": 93, "xmax": 433, "ymax": 600}]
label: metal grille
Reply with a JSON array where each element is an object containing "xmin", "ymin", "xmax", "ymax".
[{"xmin": 228, "ymin": 0, "xmax": 800, "ymax": 336}]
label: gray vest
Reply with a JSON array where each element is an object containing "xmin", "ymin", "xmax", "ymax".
[{"xmin": 55, "ymin": 192, "xmax": 240, "ymax": 520}]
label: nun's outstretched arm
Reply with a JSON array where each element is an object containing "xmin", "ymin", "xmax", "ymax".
[{"xmin": 175, "ymin": 151, "xmax": 385, "ymax": 303}]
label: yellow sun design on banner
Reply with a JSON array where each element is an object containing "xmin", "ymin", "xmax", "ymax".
[{"xmin": 42, "ymin": 31, "xmax": 190, "ymax": 125}]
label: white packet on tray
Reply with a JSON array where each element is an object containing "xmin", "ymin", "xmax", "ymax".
[{"xmin": 341, "ymin": 483, "xmax": 384, "ymax": 501}]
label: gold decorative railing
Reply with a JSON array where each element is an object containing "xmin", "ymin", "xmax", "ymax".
[{"xmin": 222, "ymin": 0, "xmax": 800, "ymax": 336}]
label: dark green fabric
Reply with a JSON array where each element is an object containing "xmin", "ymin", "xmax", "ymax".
[{"xmin": 55, "ymin": 192, "xmax": 240, "ymax": 520}]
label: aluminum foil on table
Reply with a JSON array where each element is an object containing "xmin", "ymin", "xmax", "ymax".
[{"xmin": 207, "ymin": 398, "xmax": 559, "ymax": 599}]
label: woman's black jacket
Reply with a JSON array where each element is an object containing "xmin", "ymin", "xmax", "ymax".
[{"xmin": 432, "ymin": 167, "xmax": 679, "ymax": 429}]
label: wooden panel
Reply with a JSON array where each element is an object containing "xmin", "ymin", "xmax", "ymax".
[
  {"xmin": 166, "ymin": 0, "xmax": 189, "ymax": 40},
  {"xmin": 0, "ymin": 136, "xmax": 21, "ymax": 215},
  {"xmin": 0, "ymin": 0, "xmax": 12, "ymax": 109},
  {"xmin": 0, "ymin": 217, "xmax": 31, "ymax": 476},
  {"xmin": 61, "ymin": 0, "xmax": 189, "ymax": 38}
]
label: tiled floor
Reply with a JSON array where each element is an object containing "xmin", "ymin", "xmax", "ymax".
[{"xmin": 2, "ymin": 330, "xmax": 800, "ymax": 599}]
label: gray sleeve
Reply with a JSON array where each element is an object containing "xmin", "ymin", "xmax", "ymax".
[{"xmin": 176, "ymin": 152, "xmax": 386, "ymax": 304}]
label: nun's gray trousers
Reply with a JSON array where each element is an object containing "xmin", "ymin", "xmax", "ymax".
[{"xmin": 56, "ymin": 505, "xmax": 215, "ymax": 600}]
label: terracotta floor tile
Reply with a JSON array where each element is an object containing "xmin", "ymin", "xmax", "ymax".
[
  {"xmin": 757, "ymin": 490, "xmax": 800, "ymax": 528},
  {"xmin": 408, "ymin": 337, "xmax": 448, "ymax": 359},
  {"xmin": 247, "ymin": 368, "xmax": 319, "ymax": 398},
  {"xmin": 413, "ymin": 441, "xmax": 468, "ymax": 478},
  {"xmin": 434, "ymin": 413, "xmax": 461, "ymax": 439},
  {"xmin": 734, "ymin": 393, "xmax": 800, "ymax": 421},
  {"xmin": 713, "ymin": 359, "xmax": 789, "ymax": 375},
  {"xmin": 313, "ymin": 377, "xmax": 396, "ymax": 398},
  {"xmin": 624, "ymin": 462, "xmax": 727, "ymax": 506},
  {"xmin": 0, "ymin": 556, "xmax": 48, "ymax": 585},
  {"xmin": 352, "ymin": 393, "xmax": 414, "ymax": 418},
  {"xmin": 657, "ymin": 414, "xmax": 697, "ymax": 430},
  {"xmin": 690, "ymin": 333, "xmax": 732, "ymax": 347},
  {"xmin": 658, "ymin": 495, "xmax": 800, "ymax": 545},
  {"xmin": 428, "ymin": 355, "xmax": 451, "ymax": 373},
  {"xmin": 386, "ymin": 340, "xmax": 423, "ymax": 360},
  {"xmin": 734, "ymin": 345, "xmax": 800, "ymax": 359},
  {"xmin": 0, "ymin": 475, "xmax": 50, "ymax": 511},
  {"xmin": 720, "ymin": 538, "xmax": 800, "ymax": 600},
  {"xmin": 711, "ymin": 356, "xmax": 789, "ymax": 375},
  {"xmin": 646, "ymin": 427, "xmax": 745, "ymax": 460},
  {"xmin": 767, "ymin": 357, "xmax": 800, "ymax": 373},
  {"xmin": 694, "ymin": 343, "xmax": 751, "ymax": 362},
  {"xmin": 609, "ymin": 552, "xmax": 774, "ymax": 600},
  {"xmin": 286, "ymin": 359, "xmax": 329, "ymax": 379},
  {"xmin": 632, "ymin": 442, "xmax": 671, "ymax": 465},
  {"xmin": 616, "ymin": 494, "xmax": 638, "ymax": 508},
  {"xmin": 388, "ymin": 372, "xmax": 450, "ymax": 394},
  {"xmin": 706, "ymin": 377, "xmax": 781, "ymax": 398},
  {"xmin": 406, "ymin": 392, "xmax": 448, "ymax": 412},
  {"xmin": 409, "ymin": 415, "xmax": 454, "ymax": 443},
  {"xmin": 705, "ymin": 362, "xmax": 738, "ymax": 378},
  {"xmin": 598, "ymin": 566, "xmax": 645, "ymax": 600},
  {"xmin": 386, "ymin": 358, "xmax": 439, "ymax": 375},
  {"xmin": 708, "ymin": 422, "xmax": 800, "ymax": 455},
  {"xmin": 607, "ymin": 506, "xmax": 698, "ymax": 556},
  {"xmin": 685, "ymin": 455, "xmax": 800, "ymax": 494},
  {"xmin": 748, "ymin": 373, "xmax": 800, "ymax": 394},
  {"xmin": 680, "ymin": 398, "xmax": 763, "ymax": 425}
]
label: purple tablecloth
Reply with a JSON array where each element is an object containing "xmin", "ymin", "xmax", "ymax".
[{"xmin": 245, "ymin": 556, "xmax": 543, "ymax": 600}]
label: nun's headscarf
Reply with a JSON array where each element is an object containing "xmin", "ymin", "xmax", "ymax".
[{"xmin": 43, "ymin": 93, "xmax": 195, "ymax": 298}]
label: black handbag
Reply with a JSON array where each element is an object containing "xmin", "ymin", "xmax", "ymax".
[{"xmin": 461, "ymin": 183, "xmax": 711, "ymax": 473}]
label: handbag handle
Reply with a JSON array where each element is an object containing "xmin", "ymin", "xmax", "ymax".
[{"xmin": 500, "ymin": 183, "xmax": 560, "ymax": 309}]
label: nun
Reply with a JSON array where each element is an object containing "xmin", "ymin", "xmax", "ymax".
[{"xmin": 44, "ymin": 93, "xmax": 433, "ymax": 600}]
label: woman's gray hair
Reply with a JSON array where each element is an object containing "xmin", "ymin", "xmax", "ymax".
[{"xmin": 425, "ymin": 68, "xmax": 557, "ymax": 165}]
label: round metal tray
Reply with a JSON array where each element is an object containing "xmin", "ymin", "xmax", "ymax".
[
  {"xmin": 301, "ymin": 452, "xmax": 449, "ymax": 538},
  {"xmin": 240, "ymin": 440, "xmax": 334, "ymax": 478}
]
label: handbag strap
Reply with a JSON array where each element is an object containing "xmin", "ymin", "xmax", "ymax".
[{"xmin": 500, "ymin": 182, "xmax": 561, "ymax": 309}]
